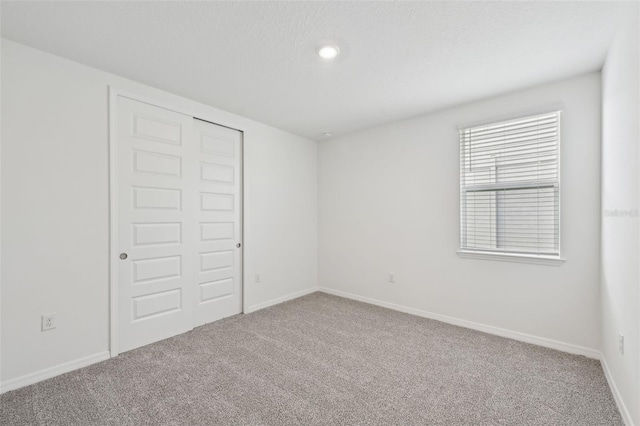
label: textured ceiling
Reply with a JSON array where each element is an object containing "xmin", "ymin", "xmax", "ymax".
[{"xmin": 1, "ymin": 1, "xmax": 637, "ymax": 140}]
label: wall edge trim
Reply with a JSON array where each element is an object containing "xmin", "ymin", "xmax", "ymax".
[
  {"xmin": 0, "ymin": 351, "xmax": 111, "ymax": 394},
  {"xmin": 601, "ymin": 353, "xmax": 635, "ymax": 426},
  {"xmin": 245, "ymin": 286, "xmax": 318, "ymax": 313},
  {"xmin": 318, "ymin": 286, "xmax": 600, "ymax": 359}
]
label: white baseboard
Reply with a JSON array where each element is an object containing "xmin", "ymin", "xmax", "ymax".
[
  {"xmin": 0, "ymin": 290, "xmax": 631, "ymax": 425},
  {"xmin": 245, "ymin": 286, "xmax": 318, "ymax": 314},
  {"xmin": 318, "ymin": 287, "xmax": 600, "ymax": 359},
  {"xmin": 0, "ymin": 288, "xmax": 317, "ymax": 394},
  {"xmin": 601, "ymin": 354, "xmax": 635, "ymax": 426},
  {"xmin": 0, "ymin": 351, "xmax": 110, "ymax": 394}
]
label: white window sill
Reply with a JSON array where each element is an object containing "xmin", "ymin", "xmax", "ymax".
[{"xmin": 457, "ymin": 250, "xmax": 565, "ymax": 266}]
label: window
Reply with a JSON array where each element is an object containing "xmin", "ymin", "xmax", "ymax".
[{"xmin": 459, "ymin": 111, "xmax": 561, "ymax": 261}]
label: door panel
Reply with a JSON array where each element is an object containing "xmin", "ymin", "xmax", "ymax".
[
  {"xmin": 193, "ymin": 119, "xmax": 243, "ymax": 326},
  {"xmin": 117, "ymin": 97, "xmax": 196, "ymax": 353}
]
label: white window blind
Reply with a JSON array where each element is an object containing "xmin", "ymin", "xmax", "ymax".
[{"xmin": 459, "ymin": 111, "xmax": 560, "ymax": 257}]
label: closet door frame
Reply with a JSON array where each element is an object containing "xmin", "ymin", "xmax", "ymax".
[{"xmin": 108, "ymin": 87, "xmax": 245, "ymax": 357}]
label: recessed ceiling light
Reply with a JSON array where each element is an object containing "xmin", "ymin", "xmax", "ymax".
[
  {"xmin": 317, "ymin": 45, "xmax": 340, "ymax": 60},
  {"xmin": 322, "ymin": 132, "xmax": 333, "ymax": 138}
]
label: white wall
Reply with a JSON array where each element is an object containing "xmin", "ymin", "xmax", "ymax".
[
  {"xmin": 601, "ymin": 16, "xmax": 640, "ymax": 425},
  {"xmin": 319, "ymin": 73, "xmax": 602, "ymax": 355},
  {"xmin": 0, "ymin": 39, "xmax": 317, "ymax": 386}
]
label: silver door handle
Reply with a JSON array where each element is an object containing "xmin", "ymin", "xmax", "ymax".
[
  {"xmin": 119, "ymin": 253, "xmax": 128, "ymax": 260},
  {"xmin": 236, "ymin": 243, "xmax": 241, "ymax": 248}
]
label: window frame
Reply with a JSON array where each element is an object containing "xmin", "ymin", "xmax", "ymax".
[{"xmin": 457, "ymin": 111, "xmax": 565, "ymax": 266}]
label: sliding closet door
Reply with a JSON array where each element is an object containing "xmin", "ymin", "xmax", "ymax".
[
  {"xmin": 116, "ymin": 97, "xmax": 197, "ymax": 353},
  {"xmin": 193, "ymin": 119, "xmax": 243, "ymax": 326}
]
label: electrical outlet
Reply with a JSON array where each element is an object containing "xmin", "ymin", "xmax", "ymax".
[
  {"xmin": 618, "ymin": 334, "xmax": 624, "ymax": 355},
  {"xmin": 42, "ymin": 313, "xmax": 56, "ymax": 331},
  {"xmin": 388, "ymin": 273, "xmax": 395, "ymax": 283},
  {"xmin": 255, "ymin": 274, "xmax": 261, "ymax": 283}
]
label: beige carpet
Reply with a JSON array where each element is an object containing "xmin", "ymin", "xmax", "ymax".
[{"xmin": 0, "ymin": 292, "xmax": 622, "ymax": 425}]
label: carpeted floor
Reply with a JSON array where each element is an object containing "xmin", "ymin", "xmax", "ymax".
[{"xmin": 0, "ymin": 292, "xmax": 622, "ymax": 425}]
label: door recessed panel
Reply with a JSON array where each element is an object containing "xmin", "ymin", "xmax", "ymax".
[
  {"xmin": 133, "ymin": 186, "xmax": 181, "ymax": 210},
  {"xmin": 133, "ymin": 255, "xmax": 182, "ymax": 283},
  {"xmin": 133, "ymin": 150, "xmax": 181, "ymax": 177},
  {"xmin": 132, "ymin": 289, "xmax": 182, "ymax": 321},
  {"xmin": 201, "ymin": 134, "xmax": 234, "ymax": 157},
  {"xmin": 201, "ymin": 192, "xmax": 234, "ymax": 211},
  {"xmin": 200, "ymin": 278, "xmax": 234, "ymax": 303},
  {"xmin": 200, "ymin": 250, "xmax": 234, "ymax": 272},
  {"xmin": 133, "ymin": 223, "xmax": 181, "ymax": 246},
  {"xmin": 201, "ymin": 162, "xmax": 234, "ymax": 184},
  {"xmin": 200, "ymin": 222, "xmax": 234, "ymax": 241},
  {"xmin": 133, "ymin": 114, "xmax": 182, "ymax": 145}
]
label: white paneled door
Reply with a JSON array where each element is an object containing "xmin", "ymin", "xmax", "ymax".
[
  {"xmin": 193, "ymin": 119, "xmax": 243, "ymax": 326},
  {"xmin": 116, "ymin": 96, "xmax": 242, "ymax": 353}
]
